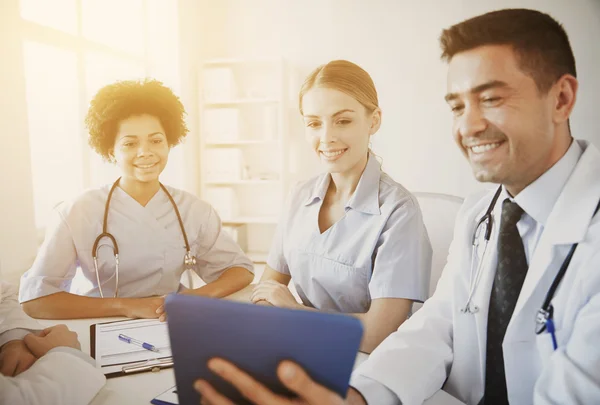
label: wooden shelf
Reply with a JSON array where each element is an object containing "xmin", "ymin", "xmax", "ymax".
[
  {"xmin": 203, "ymin": 99, "xmax": 279, "ymax": 108},
  {"xmin": 205, "ymin": 179, "xmax": 280, "ymax": 186},
  {"xmin": 205, "ymin": 140, "xmax": 278, "ymax": 147},
  {"xmin": 222, "ymin": 216, "xmax": 279, "ymax": 226}
]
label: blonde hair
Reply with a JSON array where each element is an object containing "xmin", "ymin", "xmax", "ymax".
[{"xmin": 299, "ymin": 60, "xmax": 379, "ymax": 115}]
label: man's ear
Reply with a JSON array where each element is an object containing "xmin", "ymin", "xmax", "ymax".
[{"xmin": 552, "ymin": 74, "xmax": 578, "ymax": 125}]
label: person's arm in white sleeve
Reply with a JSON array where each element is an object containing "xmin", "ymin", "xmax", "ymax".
[
  {"xmin": 0, "ymin": 347, "xmax": 105, "ymax": 405},
  {"xmin": 533, "ymin": 249, "xmax": 600, "ymax": 404},
  {"xmin": 351, "ymin": 374, "xmax": 402, "ymax": 405}
]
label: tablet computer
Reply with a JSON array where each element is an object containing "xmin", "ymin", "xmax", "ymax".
[{"xmin": 165, "ymin": 294, "xmax": 363, "ymax": 405}]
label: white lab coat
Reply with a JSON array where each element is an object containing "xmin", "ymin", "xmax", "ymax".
[
  {"xmin": 352, "ymin": 140, "xmax": 600, "ymax": 405},
  {"xmin": 0, "ymin": 281, "xmax": 106, "ymax": 405}
]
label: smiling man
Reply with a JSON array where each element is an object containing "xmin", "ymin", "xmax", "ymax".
[{"xmin": 194, "ymin": 8, "xmax": 600, "ymax": 405}]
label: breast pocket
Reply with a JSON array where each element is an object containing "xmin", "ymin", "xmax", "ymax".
[{"xmin": 292, "ymin": 250, "xmax": 371, "ymax": 313}]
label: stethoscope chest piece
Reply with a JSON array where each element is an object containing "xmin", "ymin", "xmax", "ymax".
[{"xmin": 184, "ymin": 251, "xmax": 197, "ymax": 270}]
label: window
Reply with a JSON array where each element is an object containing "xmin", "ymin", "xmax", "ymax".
[
  {"xmin": 22, "ymin": 41, "xmax": 82, "ymax": 228},
  {"xmin": 20, "ymin": 0, "xmax": 78, "ymax": 34},
  {"xmin": 81, "ymin": 0, "xmax": 144, "ymax": 55}
]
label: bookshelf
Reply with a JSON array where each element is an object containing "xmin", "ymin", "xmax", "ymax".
[{"xmin": 198, "ymin": 58, "xmax": 288, "ymax": 265}]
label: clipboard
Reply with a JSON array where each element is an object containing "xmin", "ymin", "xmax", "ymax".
[{"xmin": 90, "ymin": 318, "xmax": 174, "ymax": 378}]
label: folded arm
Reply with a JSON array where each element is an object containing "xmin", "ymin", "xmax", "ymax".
[{"xmin": 0, "ymin": 348, "xmax": 105, "ymax": 405}]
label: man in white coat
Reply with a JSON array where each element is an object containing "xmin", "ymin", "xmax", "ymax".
[
  {"xmin": 193, "ymin": 8, "xmax": 600, "ymax": 405},
  {"xmin": 0, "ymin": 281, "xmax": 106, "ymax": 404}
]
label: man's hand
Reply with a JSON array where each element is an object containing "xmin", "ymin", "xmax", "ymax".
[
  {"xmin": 0, "ymin": 340, "xmax": 37, "ymax": 377},
  {"xmin": 195, "ymin": 358, "xmax": 367, "ymax": 405},
  {"xmin": 23, "ymin": 324, "xmax": 81, "ymax": 357}
]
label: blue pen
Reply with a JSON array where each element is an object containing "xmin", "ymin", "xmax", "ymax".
[
  {"xmin": 118, "ymin": 333, "xmax": 159, "ymax": 352},
  {"xmin": 546, "ymin": 318, "xmax": 558, "ymax": 351}
]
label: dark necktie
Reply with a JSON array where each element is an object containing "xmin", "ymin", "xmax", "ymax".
[{"xmin": 482, "ymin": 199, "xmax": 527, "ymax": 405}]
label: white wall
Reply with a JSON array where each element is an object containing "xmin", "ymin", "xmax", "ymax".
[{"xmin": 197, "ymin": 0, "xmax": 600, "ymax": 197}]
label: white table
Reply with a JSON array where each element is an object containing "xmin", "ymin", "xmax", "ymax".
[
  {"xmin": 37, "ymin": 316, "xmax": 369, "ymax": 405},
  {"xmin": 38, "ymin": 287, "xmax": 463, "ymax": 405}
]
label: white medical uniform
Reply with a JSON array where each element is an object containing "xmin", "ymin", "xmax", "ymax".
[
  {"xmin": 267, "ymin": 153, "xmax": 432, "ymax": 313},
  {"xmin": 19, "ymin": 184, "xmax": 253, "ymax": 301},
  {"xmin": 351, "ymin": 140, "xmax": 600, "ymax": 405},
  {"xmin": 0, "ymin": 281, "xmax": 106, "ymax": 405}
]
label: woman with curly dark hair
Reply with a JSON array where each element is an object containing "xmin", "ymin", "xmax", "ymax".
[{"xmin": 19, "ymin": 79, "xmax": 254, "ymax": 320}]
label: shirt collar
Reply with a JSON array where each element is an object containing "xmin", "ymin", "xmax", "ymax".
[
  {"xmin": 304, "ymin": 152, "xmax": 382, "ymax": 215},
  {"xmin": 508, "ymin": 139, "xmax": 583, "ymax": 226},
  {"xmin": 304, "ymin": 171, "xmax": 330, "ymax": 206}
]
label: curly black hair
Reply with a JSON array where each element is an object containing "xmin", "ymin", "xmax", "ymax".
[{"xmin": 85, "ymin": 78, "xmax": 189, "ymax": 161}]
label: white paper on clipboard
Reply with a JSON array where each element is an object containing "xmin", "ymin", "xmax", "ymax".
[{"xmin": 92, "ymin": 318, "xmax": 173, "ymax": 375}]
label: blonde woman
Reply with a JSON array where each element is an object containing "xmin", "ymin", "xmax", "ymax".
[{"xmin": 251, "ymin": 60, "xmax": 432, "ymax": 353}]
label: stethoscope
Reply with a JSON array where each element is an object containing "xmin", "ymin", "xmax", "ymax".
[
  {"xmin": 461, "ymin": 186, "xmax": 600, "ymax": 350},
  {"xmin": 461, "ymin": 186, "xmax": 502, "ymax": 315},
  {"xmin": 91, "ymin": 178, "xmax": 197, "ymax": 298}
]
